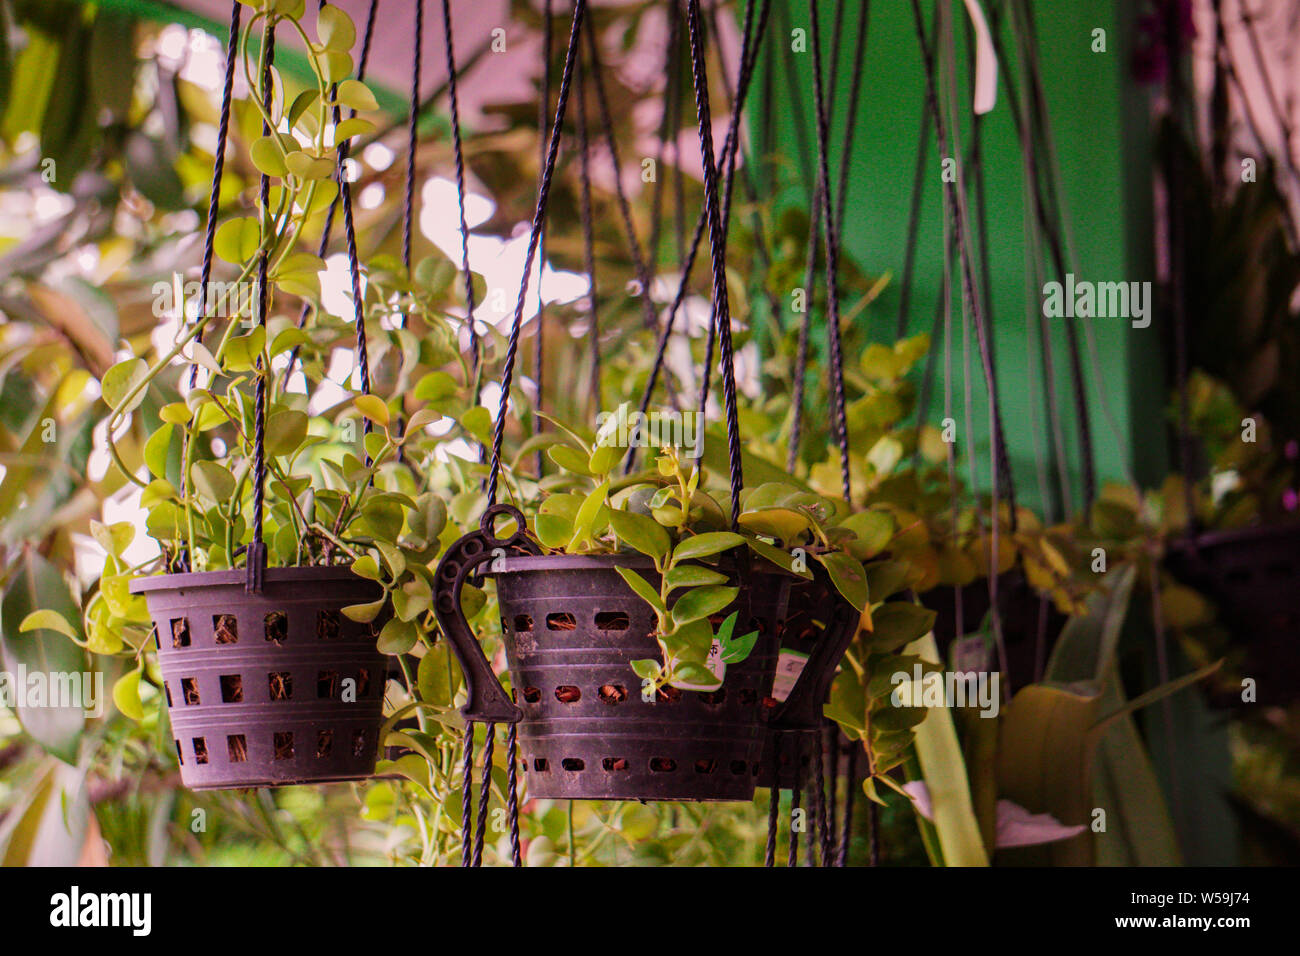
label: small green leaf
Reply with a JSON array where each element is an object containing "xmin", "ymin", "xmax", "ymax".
[
  {"xmin": 377, "ymin": 616, "xmax": 418, "ymax": 655},
  {"xmin": 609, "ymin": 508, "xmax": 670, "ymax": 562},
  {"xmin": 190, "ymin": 460, "xmax": 236, "ymax": 503},
  {"xmin": 615, "ymin": 566, "xmax": 666, "ymax": 614},
  {"xmin": 336, "ymin": 78, "xmax": 378, "ymax": 111},
  {"xmin": 630, "ymin": 659, "xmax": 661, "ymax": 681},
  {"xmin": 113, "ymin": 669, "xmax": 145, "ymax": 721},
  {"xmin": 355, "ymin": 394, "xmax": 390, "ymax": 426},
  {"xmin": 670, "ymin": 531, "xmax": 745, "ymax": 566},
  {"xmin": 870, "ymin": 602, "xmax": 937, "ymax": 653},
  {"xmin": 250, "ymin": 135, "xmax": 288, "ymax": 177},
  {"xmin": 815, "ymin": 551, "xmax": 870, "ymax": 613},
  {"xmin": 101, "ymin": 358, "xmax": 149, "ymax": 415},
  {"xmin": 567, "ymin": 480, "xmax": 610, "ymax": 550},
  {"xmin": 341, "ymin": 597, "xmax": 386, "ymax": 623},
  {"xmin": 548, "ymin": 444, "xmax": 594, "ymax": 477},
  {"xmin": 670, "ymin": 662, "xmax": 722, "ymax": 690},
  {"xmin": 663, "ymin": 564, "xmax": 729, "ymax": 593},
  {"xmin": 214, "ymin": 217, "xmax": 261, "ymax": 264},
  {"xmin": 18, "ymin": 610, "xmax": 80, "ymax": 643},
  {"xmin": 316, "ymin": 4, "xmax": 356, "ymax": 51},
  {"xmin": 671, "ymin": 585, "xmax": 738, "ymax": 628},
  {"xmin": 265, "ymin": 409, "xmax": 308, "ymax": 457}
]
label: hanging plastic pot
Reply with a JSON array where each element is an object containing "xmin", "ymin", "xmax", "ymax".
[
  {"xmin": 131, "ymin": 567, "xmax": 388, "ymax": 790},
  {"xmin": 922, "ymin": 570, "xmax": 1065, "ymax": 690},
  {"xmin": 433, "ymin": 505, "xmax": 826, "ymax": 802},
  {"xmin": 755, "ymin": 570, "xmax": 858, "ymax": 791},
  {"xmin": 1166, "ymin": 523, "xmax": 1300, "ymax": 706}
]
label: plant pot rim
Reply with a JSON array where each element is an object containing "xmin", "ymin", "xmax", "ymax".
[
  {"xmin": 129, "ymin": 564, "xmax": 364, "ymax": 594},
  {"xmin": 1171, "ymin": 521, "xmax": 1300, "ymax": 554},
  {"xmin": 488, "ymin": 551, "xmax": 797, "ymax": 576}
]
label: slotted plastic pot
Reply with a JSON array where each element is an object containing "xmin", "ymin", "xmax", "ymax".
[
  {"xmin": 131, "ymin": 566, "xmax": 388, "ymax": 790},
  {"xmin": 1165, "ymin": 523, "xmax": 1300, "ymax": 706},
  {"xmin": 433, "ymin": 505, "xmax": 836, "ymax": 802}
]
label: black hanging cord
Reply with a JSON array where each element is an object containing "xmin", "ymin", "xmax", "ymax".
[
  {"xmin": 533, "ymin": 0, "xmax": 553, "ymax": 479},
  {"xmin": 282, "ymin": 0, "xmax": 378, "ymax": 390},
  {"xmin": 808, "ymin": 0, "xmax": 852, "ymax": 504},
  {"xmin": 575, "ymin": 43, "xmax": 600, "ymax": 408},
  {"xmin": 180, "ymin": 0, "xmax": 241, "ymax": 545},
  {"xmin": 247, "ymin": 16, "xmax": 275, "ymax": 593},
  {"xmin": 584, "ymin": 24, "xmax": 661, "ymax": 333},
  {"xmin": 392, "ymin": 0, "xmax": 424, "ymax": 460},
  {"xmin": 764, "ymin": 733, "xmax": 782, "ymax": 867},
  {"xmin": 684, "ymin": 0, "xmax": 744, "ymax": 527},
  {"xmin": 472, "ymin": 721, "xmax": 496, "ymax": 867},
  {"xmin": 628, "ymin": 0, "xmax": 768, "ymax": 475},
  {"xmin": 459, "ymin": 721, "xmax": 475, "ymax": 866},
  {"xmin": 485, "ymin": 0, "xmax": 587, "ymax": 507},
  {"xmin": 440, "ymin": 0, "xmax": 479, "ymax": 383},
  {"xmin": 189, "ymin": 0, "xmax": 241, "ymax": 394}
]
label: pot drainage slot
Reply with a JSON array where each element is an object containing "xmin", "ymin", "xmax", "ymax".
[
  {"xmin": 546, "ymin": 612, "xmax": 577, "ymax": 631},
  {"xmin": 273, "ymin": 732, "xmax": 294, "ymax": 760},
  {"xmin": 213, "ymin": 614, "xmax": 238, "ymax": 645},
  {"xmin": 352, "ymin": 730, "xmax": 368, "ymax": 758},
  {"xmin": 598, "ymin": 684, "xmax": 627, "ymax": 704},
  {"xmin": 219, "ymin": 674, "xmax": 242, "ymax": 703},
  {"xmin": 227, "ymin": 734, "xmax": 247, "ymax": 763},
  {"xmin": 317, "ymin": 610, "xmax": 341, "ymax": 640},
  {"xmin": 170, "ymin": 618, "xmax": 190, "ymax": 648},
  {"xmin": 533, "ymin": 758, "xmax": 549, "ymax": 772},
  {"xmin": 513, "ymin": 614, "xmax": 533, "ymax": 632},
  {"xmin": 181, "ymin": 677, "xmax": 200, "ymax": 706},
  {"xmin": 269, "ymin": 672, "xmax": 293, "ymax": 701},
  {"xmin": 555, "ymin": 685, "xmax": 581, "ymax": 703},
  {"xmin": 318, "ymin": 670, "xmax": 339, "ymax": 699},
  {"xmin": 264, "ymin": 611, "xmax": 288, "ymax": 644},
  {"xmin": 694, "ymin": 759, "xmax": 716, "ymax": 774},
  {"xmin": 192, "ymin": 737, "xmax": 209, "ymax": 765},
  {"xmin": 522, "ymin": 686, "xmax": 542, "ymax": 703},
  {"xmin": 561, "ymin": 758, "xmax": 585, "ymax": 771},
  {"xmin": 649, "ymin": 758, "xmax": 677, "ymax": 773},
  {"xmin": 595, "ymin": 612, "xmax": 629, "ymax": 631},
  {"xmin": 317, "ymin": 730, "xmax": 333, "ymax": 757},
  {"xmin": 602, "ymin": 757, "xmax": 628, "ymax": 772}
]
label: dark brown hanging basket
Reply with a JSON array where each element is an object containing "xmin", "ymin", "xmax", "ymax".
[
  {"xmin": 1165, "ymin": 522, "xmax": 1300, "ymax": 706},
  {"xmin": 433, "ymin": 505, "xmax": 849, "ymax": 802},
  {"xmin": 131, "ymin": 567, "xmax": 388, "ymax": 790}
]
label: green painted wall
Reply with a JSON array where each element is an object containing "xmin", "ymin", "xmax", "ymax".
[{"xmin": 753, "ymin": 0, "xmax": 1162, "ymax": 518}]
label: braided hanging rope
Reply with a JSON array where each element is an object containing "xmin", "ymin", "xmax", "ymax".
[
  {"xmin": 282, "ymin": 0, "xmax": 379, "ymax": 390},
  {"xmin": 246, "ymin": 16, "xmax": 276, "ymax": 593},
  {"xmin": 459, "ymin": 721, "xmax": 475, "ymax": 866},
  {"xmin": 763, "ymin": 732, "xmax": 782, "ymax": 867},
  {"xmin": 485, "ymin": 0, "xmax": 588, "ymax": 508},
  {"xmin": 440, "ymin": 0, "xmax": 480, "ymax": 383},
  {"xmin": 575, "ymin": 43, "xmax": 600, "ymax": 409},
  {"xmin": 630, "ymin": 0, "xmax": 769, "ymax": 462},
  {"xmin": 188, "ymin": 1, "xmax": 241, "ymax": 393},
  {"xmin": 472, "ymin": 721, "xmax": 496, "ymax": 867},
  {"xmin": 505, "ymin": 720, "xmax": 522, "ymax": 867},
  {"xmin": 813, "ymin": 730, "xmax": 830, "ymax": 866},
  {"xmin": 584, "ymin": 25, "xmax": 660, "ymax": 333},
  {"xmin": 393, "ymin": 0, "xmax": 424, "ymax": 459},
  {"xmin": 692, "ymin": 0, "xmax": 765, "ymax": 422},
  {"xmin": 807, "ymin": 0, "xmax": 852, "ymax": 504},
  {"xmin": 683, "ymin": 0, "xmax": 744, "ymax": 528},
  {"xmin": 179, "ymin": 0, "xmax": 241, "ymax": 541},
  {"xmin": 532, "ymin": 0, "xmax": 553, "ymax": 479}
]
